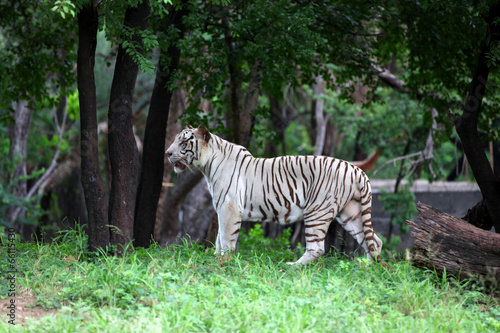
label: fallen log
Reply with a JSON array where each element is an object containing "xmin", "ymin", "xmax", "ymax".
[{"xmin": 406, "ymin": 202, "xmax": 500, "ymax": 284}]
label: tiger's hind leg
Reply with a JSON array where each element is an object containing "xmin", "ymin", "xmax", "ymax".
[
  {"xmin": 289, "ymin": 214, "xmax": 332, "ymax": 265},
  {"xmin": 337, "ymin": 200, "xmax": 382, "ymax": 262}
]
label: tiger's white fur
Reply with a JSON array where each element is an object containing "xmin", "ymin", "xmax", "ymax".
[{"xmin": 166, "ymin": 125, "xmax": 383, "ymax": 265}]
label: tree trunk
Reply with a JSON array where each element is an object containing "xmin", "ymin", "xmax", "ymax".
[
  {"xmin": 107, "ymin": 1, "xmax": 149, "ymax": 246},
  {"xmin": 7, "ymin": 101, "xmax": 33, "ymax": 233},
  {"xmin": 134, "ymin": 2, "xmax": 188, "ymax": 248},
  {"xmin": 322, "ymin": 121, "xmax": 336, "ymax": 156},
  {"xmin": 268, "ymin": 95, "xmax": 289, "ymax": 156},
  {"xmin": 204, "ymin": 213, "xmax": 219, "ymax": 249},
  {"xmin": 221, "ymin": 9, "xmax": 241, "ymax": 143},
  {"xmin": 77, "ymin": 3, "xmax": 110, "ymax": 251},
  {"xmin": 180, "ymin": 180, "xmax": 215, "ymax": 243},
  {"xmin": 161, "ymin": 171, "xmax": 204, "ymax": 245},
  {"xmin": 312, "ymin": 75, "xmax": 329, "ymax": 156},
  {"xmin": 454, "ymin": 2, "xmax": 500, "ymax": 234},
  {"xmin": 154, "ymin": 90, "xmax": 184, "ymax": 242},
  {"xmin": 406, "ymin": 202, "xmax": 500, "ymax": 283},
  {"xmin": 462, "ymin": 199, "xmax": 494, "ymax": 230},
  {"xmin": 239, "ymin": 59, "xmax": 262, "ymax": 147}
]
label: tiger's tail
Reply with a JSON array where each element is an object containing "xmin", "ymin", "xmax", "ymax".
[{"xmin": 358, "ymin": 171, "xmax": 382, "ymax": 262}]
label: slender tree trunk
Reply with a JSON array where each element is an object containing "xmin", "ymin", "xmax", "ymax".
[
  {"xmin": 134, "ymin": 2, "xmax": 188, "ymax": 248},
  {"xmin": 322, "ymin": 122, "xmax": 336, "ymax": 156},
  {"xmin": 239, "ymin": 59, "xmax": 262, "ymax": 147},
  {"xmin": 7, "ymin": 101, "xmax": 33, "ymax": 233},
  {"xmin": 454, "ymin": 3, "xmax": 500, "ymax": 233},
  {"xmin": 312, "ymin": 75, "xmax": 329, "ymax": 156},
  {"xmin": 107, "ymin": 1, "xmax": 149, "ymax": 246},
  {"xmin": 154, "ymin": 90, "xmax": 184, "ymax": 242},
  {"xmin": 77, "ymin": 3, "xmax": 109, "ymax": 251},
  {"xmin": 267, "ymin": 95, "xmax": 289, "ymax": 156}
]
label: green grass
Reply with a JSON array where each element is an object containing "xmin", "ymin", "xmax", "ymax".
[{"xmin": 1, "ymin": 225, "xmax": 499, "ymax": 333}]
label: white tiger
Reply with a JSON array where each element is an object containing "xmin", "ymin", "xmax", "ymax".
[{"xmin": 166, "ymin": 125, "xmax": 383, "ymax": 265}]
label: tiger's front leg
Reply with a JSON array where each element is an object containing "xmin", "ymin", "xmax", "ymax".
[{"xmin": 215, "ymin": 201, "xmax": 242, "ymax": 258}]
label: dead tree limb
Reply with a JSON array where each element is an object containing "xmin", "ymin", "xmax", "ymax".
[{"xmin": 406, "ymin": 202, "xmax": 500, "ymax": 284}]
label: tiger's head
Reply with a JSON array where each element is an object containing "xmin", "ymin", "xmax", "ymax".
[{"xmin": 166, "ymin": 124, "xmax": 211, "ymax": 173}]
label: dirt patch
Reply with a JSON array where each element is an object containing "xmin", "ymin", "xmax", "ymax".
[{"xmin": 0, "ymin": 290, "xmax": 58, "ymax": 326}]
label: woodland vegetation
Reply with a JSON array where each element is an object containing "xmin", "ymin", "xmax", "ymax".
[{"xmin": 1, "ymin": 0, "xmax": 500, "ymax": 278}]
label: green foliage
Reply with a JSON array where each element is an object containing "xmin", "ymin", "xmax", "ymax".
[
  {"xmin": 239, "ymin": 224, "xmax": 293, "ymax": 258},
  {"xmin": 51, "ymin": 0, "xmax": 77, "ymax": 19},
  {"xmin": 379, "ymin": 234, "xmax": 402, "ymax": 254},
  {"xmin": 284, "ymin": 122, "xmax": 316, "ymax": 156},
  {"xmin": 120, "ymin": 26, "xmax": 159, "ymax": 75},
  {"xmin": 0, "ymin": 157, "xmax": 44, "ymax": 227},
  {"xmin": 0, "ymin": 0, "xmax": 77, "ymax": 110},
  {"xmin": 4, "ymin": 231, "xmax": 500, "ymax": 332},
  {"xmin": 178, "ymin": 0, "xmax": 382, "ymax": 136},
  {"xmin": 67, "ymin": 90, "xmax": 80, "ymax": 121},
  {"xmin": 375, "ymin": 0, "xmax": 500, "ymax": 138}
]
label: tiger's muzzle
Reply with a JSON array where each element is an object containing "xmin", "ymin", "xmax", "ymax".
[{"xmin": 166, "ymin": 151, "xmax": 188, "ymax": 172}]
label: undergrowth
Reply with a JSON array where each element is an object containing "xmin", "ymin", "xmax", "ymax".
[{"xmin": 0, "ymin": 224, "xmax": 499, "ymax": 332}]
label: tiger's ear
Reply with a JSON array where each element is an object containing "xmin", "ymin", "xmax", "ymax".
[
  {"xmin": 186, "ymin": 124, "xmax": 194, "ymax": 129},
  {"xmin": 197, "ymin": 124, "xmax": 211, "ymax": 143}
]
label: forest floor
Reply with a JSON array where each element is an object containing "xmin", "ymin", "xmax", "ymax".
[{"xmin": 0, "ymin": 225, "xmax": 499, "ymax": 332}]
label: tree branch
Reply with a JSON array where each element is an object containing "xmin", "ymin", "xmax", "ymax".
[
  {"xmin": 373, "ymin": 109, "xmax": 438, "ymax": 177},
  {"xmin": 375, "ymin": 65, "xmax": 411, "ymax": 95}
]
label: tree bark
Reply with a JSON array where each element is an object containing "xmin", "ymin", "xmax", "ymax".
[
  {"xmin": 204, "ymin": 214, "xmax": 219, "ymax": 249},
  {"xmin": 406, "ymin": 202, "xmax": 500, "ymax": 282},
  {"xmin": 268, "ymin": 94, "xmax": 289, "ymax": 156},
  {"xmin": 239, "ymin": 59, "xmax": 262, "ymax": 147},
  {"xmin": 7, "ymin": 101, "xmax": 33, "ymax": 233},
  {"xmin": 454, "ymin": 2, "xmax": 500, "ymax": 234},
  {"xmin": 161, "ymin": 171, "xmax": 204, "ymax": 245},
  {"xmin": 180, "ymin": 180, "xmax": 215, "ymax": 243},
  {"xmin": 462, "ymin": 199, "xmax": 494, "ymax": 230},
  {"xmin": 154, "ymin": 90, "xmax": 184, "ymax": 242},
  {"xmin": 312, "ymin": 75, "xmax": 330, "ymax": 156},
  {"xmin": 107, "ymin": 1, "xmax": 149, "ymax": 246},
  {"xmin": 77, "ymin": 3, "xmax": 110, "ymax": 251},
  {"xmin": 134, "ymin": 2, "xmax": 188, "ymax": 248}
]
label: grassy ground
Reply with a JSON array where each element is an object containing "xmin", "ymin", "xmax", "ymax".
[{"xmin": 1, "ymin": 225, "xmax": 499, "ymax": 333}]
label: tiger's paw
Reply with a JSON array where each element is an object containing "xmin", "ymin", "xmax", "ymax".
[
  {"xmin": 215, "ymin": 247, "xmax": 236, "ymax": 266},
  {"xmin": 216, "ymin": 253, "xmax": 233, "ymax": 266}
]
